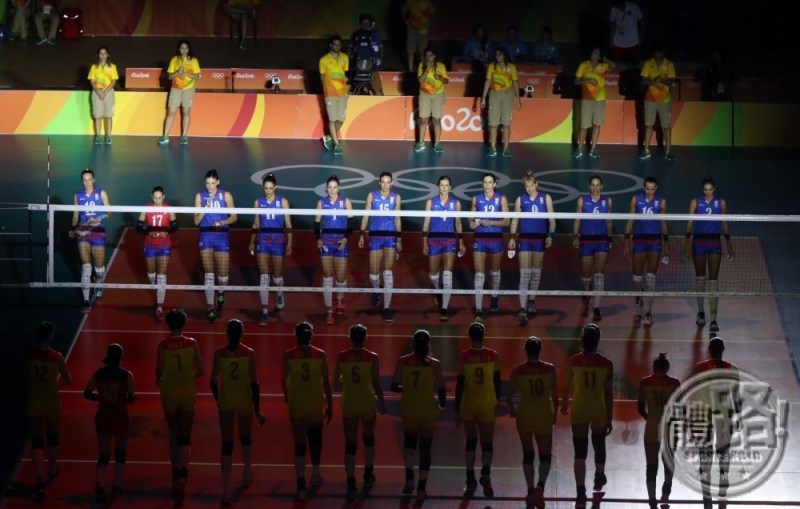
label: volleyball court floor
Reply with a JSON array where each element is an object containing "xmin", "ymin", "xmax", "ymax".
[{"xmin": 3, "ymin": 135, "xmax": 800, "ymax": 508}]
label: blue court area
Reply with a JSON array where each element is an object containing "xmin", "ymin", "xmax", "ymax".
[{"xmin": 1, "ymin": 135, "xmax": 799, "ymax": 506}]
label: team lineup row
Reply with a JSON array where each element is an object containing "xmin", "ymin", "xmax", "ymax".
[
  {"xmin": 26, "ymin": 316, "xmax": 737, "ymax": 508},
  {"xmin": 71, "ymin": 168, "xmax": 734, "ymax": 329}
]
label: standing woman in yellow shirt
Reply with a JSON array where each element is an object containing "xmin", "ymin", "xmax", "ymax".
[
  {"xmin": 334, "ymin": 324, "xmax": 387, "ymax": 500},
  {"xmin": 481, "ymin": 47, "xmax": 521, "ymax": 157},
  {"xmin": 87, "ymin": 46, "xmax": 119, "ymax": 145},
  {"xmin": 415, "ymin": 46, "xmax": 448, "ymax": 153},
  {"xmin": 159, "ymin": 39, "xmax": 201, "ymax": 146},
  {"xmin": 210, "ymin": 319, "xmax": 266, "ymax": 505},
  {"xmin": 26, "ymin": 321, "xmax": 72, "ymax": 502}
]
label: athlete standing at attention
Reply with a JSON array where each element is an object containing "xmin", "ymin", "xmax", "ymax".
[
  {"xmin": 194, "ymin": 169, "xmax": 237, "ymax": 323},
  {"xmin": 155, "ymin": 309, "xmax": 204, "ymax": 504}
]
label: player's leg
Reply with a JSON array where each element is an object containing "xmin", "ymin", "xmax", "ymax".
[
  {"xmin": 692, "ymin": 252, "xmax": 708, "ymax": 323},
  {"xmin": 290, "ymin": 417, "xmax": 309, "ymax": 498},
  {"xmin": 571, "ymin": 422, "xmax": 590, "ymax": 502},
  {"xmin": 218, "ymin": 410, "xmax": 235, "ymax": 501},
  {"xmin": 473, "ymin": 249, "xmax": 487, "ymax": 315},
  {"xmin": 477, "ymin": 419, "xmax": 496, "ymax": 497},
  {"xmin": 257, "ymin": 252, "xmax": 270, "ymax": 315},
  {"xmin": 462, "ymin": 419, "xmax": 479, "ymax": 492},
  {"xmin": 381, "ymin": 246, "xmax": 396, "ymax": 311},
  {"xmin": 343, "ymin": 416, "xmax": 360, "ymax": 498},
  {"xmin": 368, "ymin": 248, "xmax": 383, "ymax": 307},
  {"xmin": 271, "ymin": 252, "xmax": 286, "ymax": 310},
  {"xmin": 416, "ymin": 425, "xmax": 435, "ymax": 498},
  {"xmin": 237, "ymin": 411, "xmax": 255, "ymax": 483},
  {"xmin": 440, "ymin": 251, "xmax": 455, "ymax": 313},
  {"xmin": 361, "ymin": 415, "xmax": 377, "ymax": 487},
  {"xmin": 591, "ymin": 251, "xmax": 609, "ymax": 318},
  {"xmin": 200, "ymin": 248, "xmax": 216, "ymax": 314},
  {"xmin": 214, "ymin": 250, "xmax": 230, "ymax": 306}
]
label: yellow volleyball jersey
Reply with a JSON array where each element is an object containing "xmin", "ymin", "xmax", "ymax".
[
  {"xmin": 26, "ymin": 348, "xmax": 63, "ymax": 404},
  {"xmin": 338, "ymin": 348, "xmax": 377, "ymax": 410},
  {"xmin": 460, "ymin": 347, "xmax": 498, "ymax": 407},
  {"xmin": 215, "ymin": 344, "xmax": 253, "ymax": 410},
  {"xmin": 514, "ymin": 360, "xmax": 555, "ymax": 413},
  {"xmin": 285, "ymin": 345, "xmax": 326, "ymax": 407},
  {"xmin": 159, "ymin": 335, "xmax": 197, "ymax": 388}
]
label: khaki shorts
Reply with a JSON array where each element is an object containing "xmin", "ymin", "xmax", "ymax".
[
  {"xmin": 325, "ymin": 96, "xmax": 347, "ymax": 123},
  {"xmin": 488, "ymin": 88, "xmax": 514, "ymax": 126},
  {"xmin": 406, "ymin": 26, "xmax": 428, "ymax": 55},
  {"xmin": 580, "ymin": 100, "xmax": 606, "ymax": 129},
  {"xmin": 644, "ymin": 101, "xmax": 672, "ymax": 128},
  {"xmin": 91, "ymin": 88, "xmax": 115, "ymax": 119},
  {"xmin": 419, "ymin": 92, "xmax": 445, "ymax": 118},
  {"xmin": 168, "ymin": 87, "xmax": 196, "ymax": 110}
]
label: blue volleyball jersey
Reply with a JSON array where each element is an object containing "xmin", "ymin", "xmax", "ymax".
[
  {"xmin": 76, "ymin": 188, "xmax": 106, "ymax": 230},
  {"xmin": 368, "ymin": 190, "xmax": 398, "ymax": 233},
  {"xmin": 257, "ymin": 195, "xmax": 286, "ymax": 233},
  {"xmin": 633, "ymin": 193, "xmax": 665, "ymax": 236},
  {"xmin": 694, "ymin": 195, "xmax": 723, "ymax": 236},
  {"xmin": 474, "ymin": 192, "xmax": 505, "ymax": 238},
  {"xmin": 519, "ymin": 192, "xmax": 549, "ymax": 236},
  {"xmin": 579, "ymin": 194, "xmax": 610, "ymax": 237},
  {"xmin": 428, "ymin": 195, "xmax": 458, "ymax": 237},
  {"xmin": 199, "ymin": 189, "xmax": 230, "ymax": 229},
  {"xmin": 321, "ymin": 195, "xmax": 348, "ymax": 235}
]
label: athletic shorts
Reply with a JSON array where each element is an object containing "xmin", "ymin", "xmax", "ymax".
[
  {"xmin": 217, "ymin": 401, "xmax": 253, "ymax": 415},
  {"xmin": 199, "ymin": 231, "xmax": 230, "ymax": 252},
  {"xmin": 402, "ymin": 411, "xmax": 437, "ymax": 429},
  {"xmin": 95, "ymin": 410, "xmax": 129, "ymax": 436},
  {"xmin": 160, "ymin": 386, "xmax": 197, "ymax": 413},
  {"xmin": 427, "ymin": 237, "xmax": 456, "ymax": 256},
  {"xmin": 319, "ymin": 235, "xmax": 349, "ymax": 258},
  {"xmin": 519, "ymin": 240, "xmax": 545, "ymax": 253},
  {"xmin": 419, "ymin": 92, "xmax": 445, "ymax": 119},
  {"xmin": 78, "ymin": 233, "xmax": 105, "ymax": 247},
  {"xmin": 579, "ymin": 241, "xmax": 610, "ymax": 257},
  {"xmin": 168, "ymin": 87, "xmax": 196, "ymax": 110},
  {"xmin": 632, "ymin": 239, "xmax": 661, "ymax": 254},
  {"xmin": 256, "ymin": 237, "xmax": 286, "ymax": 256},
  {"xmin": 580, "ymin": 99, "xmax": 606, "ymax": 129},
  {"xmin": 369, "ymin": 235, "xmax": 397, "ymax": 251},
  {"xmin": 91, "ymin": 88, "xmax": 115, "ymax": 119},
  {"xmin": 27, "ymin": 400, "xmax": 61, "ymax": 420},
  {"xmin": 644, "ymin": 101, "xmax": 671, "ymax": 128},
  {"xmin": 692, "ymin": 239, "xmax": 722, "ymax": 257},
  {"xmin": 459, "ymin": 401, "xmax": 496, "ymax": 424},
  {"xmin": 144, "ymin": 245, "xmax": 171, "ymax": 258},
  {"xmin": 325, "ymin": 96, "xmax": 347, "ymax": 123},
  {"xmin": 570, "ymin": 403, "xmax": 607, "ymax": 427},
  {"xmin": 515, "ymin": 406, "xmax": 554, "ymax": 434},
  {"xmin": 488, "ymin": 88, "xmax": 514, "ymax": 127},
  {"xmin": 341, "ymin": 403, "xmax": 377, "ymax": 420},
  {"xmin": 473, "ymin": 239, "xmax": 504, "ymax": 255},
  {"xmin": 288, "ymin": 401, "xmax": 325, "ymax": 422}
]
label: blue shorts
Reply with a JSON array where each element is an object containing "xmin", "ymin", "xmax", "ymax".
[
  {"xmin": 473, "ymin": 240, "xmax": 504, "ymax": 255},
  {"xmin": 369, "ymin": 235, "xmax": 397, "ymax": 251},
  {"xmin": 632, "ymin": 239, "xmax": 661, "ymax": 254},
  {"xmin": 519, "ymin": 240, "xmax": 545, "ymax": 253},
  {"xmin": 77, "ymin": 233, "xmax": 105, "ymax": 247},
  {"xmin": 144, "ymin": 246, "xmax": 171, "ymax": 258},
  {"xmin": 692, "ymin": 239, "xmax": 722, "ymax": 257},
  {"xmin": 320, "ymin": 236, "xmax": 349, "ymax": 258},
  {"xmin": 427, "ymin": 237, "xmax": 456, "ymax": 256},
  {"xmin": 579, "ymin": 241, "xmax": 610, "ymax": 257},
  {"xmin": 256, "ymin": 235, "xmax": 286, "ymax": 256},
  {"xmin": 199, "ymin": 232, "xmax": 230, "ymax": 252}
]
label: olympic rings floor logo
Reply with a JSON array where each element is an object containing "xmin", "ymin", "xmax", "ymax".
[{"xmin": 251, "ymin": 166, "xmax": 644, "ymax": 206}]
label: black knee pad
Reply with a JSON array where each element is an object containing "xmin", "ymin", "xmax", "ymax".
[
  {"xmin": 98, "ymin": 453, "xmax": 111, "ymax": 466},
  {"xmin": 591, "ymin": 433, "xmax": 606, "ymax": 464},
  {"xmin": 115, "ymin": 449, "xmax": 126, "ymax": 464},
  {"xmin": 294, "ymin": 444, "xmax": 307, "ymax": 457},
  {"xmin": 31, "ymin": 437, "xmax": 45, "ymax": 450},
  {"xmin": 362, "ymin": 435, "xmax": 375, "ymax": 447},
  {"xmin": 418, "ymin": 437, "xmax": 433, "ymax": 471},
  {"xmin": 646, "ymin": 464, "xmax": 658, "ymax": 482},
  {"xmin": 307, "ymin": 426, "xmax": 322, "ymax": 463},
  {"xmin": 465, "ymin": 438, "xmax": 478, "ymax": 452},
  {"xmin": 239, "ymin": 434, "xmax": 252, "ymax": 447},
  {"xmin": 539, "ymin": 454, "xmax": 552, "ymax": 464},
  {"xmin": 573, "ymin": 437, "xmax": 589, "ymax": 460},
  {"xmin": 221, "ymin": 441, "xmax": 234, "ymax": 456},
  {"xmin": 178, "ymin": 437, "xmax": 191, "ymax": 447},
  {"xmin": 345, "ymin": 443, "xmax": 357, "ymax": 455},
  {"xmin": 46, "ymin": 433, "xmax": 59, "ymax": 447},
  {"xmin": 522, "ymin": 450, "xmax": 535, "ymax": 465},
  {"xmin": 481, "ymin": 442, "xmax": 493, "ymax": 454},
  {"xmin": 404, "ymin": 434, "xmax": 418, "ymax": 450}
]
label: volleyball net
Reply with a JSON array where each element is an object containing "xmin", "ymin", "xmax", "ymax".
[{"xmin": 12, "ymin": 203, "xmax": 800, "ymax": 299}]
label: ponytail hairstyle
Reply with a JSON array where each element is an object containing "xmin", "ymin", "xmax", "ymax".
[
  {"xmin": 652, "ymin": 352, "xmax": 670, "ymax": 373},
  {"xmin": 226, "ymin": 319, "xmax": 244, "ymax": 349},
  {"xmin": 413, "ymin": 329, "xmax": 431, "ymax": 361}
]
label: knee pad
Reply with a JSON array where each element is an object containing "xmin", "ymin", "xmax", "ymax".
[
  {"xmin": 31, "ymin": 437, "xmax": 45, "ymax": 450},
  {"xmin": 362, "ymin": 435, "xmax": 375, "ymax": 447},
  {"xmin": 294, "ymin": 444, "xmax": 307, "ymax": 457},
  {"xmin": 522, "ymin": 450, "xmax": 535, "ymax": 465},
  {"xmin": 646, "ymin": 464, "xmax": 658, "ymax": 482},
  {"xmin": 239, "ymin": 434, "xmax": 252, "ymax": 447},
  {"xmin": 115, "ymin": 449, "xmax": 126, "ymax": 464},
  {"xmin": 591, "ymin": 432, "xmax": 607, "ymax": 463},
  {"xmin": 540, "ymin": 454, "xmax": 552, "ymax": 464},
  {"xmin": 573, "ymin": 436, "xmax": 589, "ymax": 460},
  {"xmin": 404, "ymin": 434, "xmax": 418, "ymax": 450},
  {"xmin": 178, "ymin": 437, "xmax": 191, "ymax": 447},
  {"xmin": 98, "ymin": 453, "xmax": 111, "ymax": 466},
  {"xmin": 345, "ymin": 443, "xmax": 357, "ymax": 455},
  {"xmin": 46, "ymin": 432, "xmax": 59, "ymax": 447},
  {"xmin": 418, "ymin": 437, "xmax": 433, "ymax": 471},
  {"xmin": 465, "ymin": 438, "xmax": 478, "ymax": 452},
  {"xmin": 481, "ymin": 442, "xmax": 493, "ymax": 454},
  {"xmin": 221, "ymin": 441, "xmax": 234, "ymax": 456}
]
